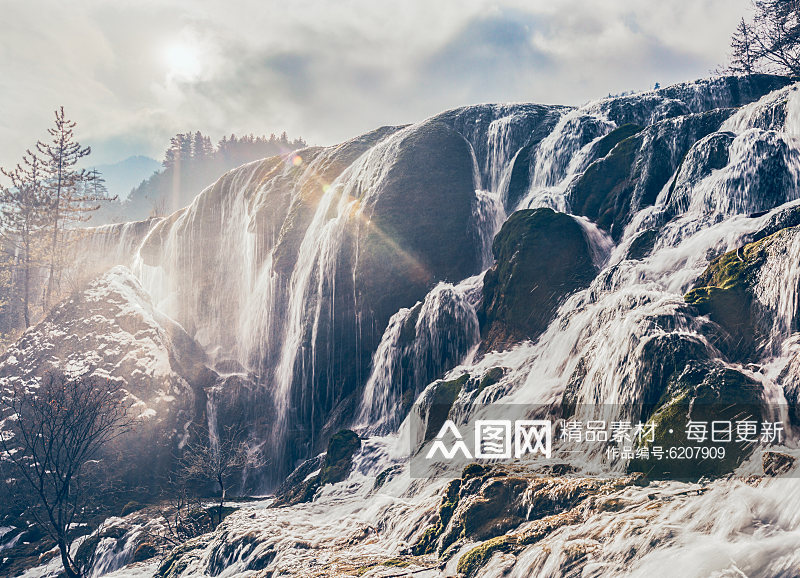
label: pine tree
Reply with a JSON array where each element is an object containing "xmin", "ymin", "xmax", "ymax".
[
  {"xmin": 730, "ymin": 18, "xmax": 757, "ymax": 74},
  {"xmin": 0, "ymin": 150, "xmax": 49, "ymax": 327},
  {"xmin": 727, "ymin": 1, "xmax": 800, "ymax": 76},
  {"xmin": 37, "ymin": 107, "xmax": 115, "ymax": 307}
]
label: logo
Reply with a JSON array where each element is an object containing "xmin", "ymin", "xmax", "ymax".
[{"xmin": 425, "ymin": 419, "xmax": 552, "ymax": 461}]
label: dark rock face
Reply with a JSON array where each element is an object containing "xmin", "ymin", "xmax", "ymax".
[
  {"xmin": 273, "ymin": 429, "xmax": 362, "ymax": 506},
  {"xmin": 568, "ymin": 109, "xmax": 733, "ymax": 239},
  {"xmin": 480, "ymin": 208, "xmax": 596, "ymax": 351},
  {"xmin": 625, "ymin": 229, "xmax": 659, "ymax": 260},
  {"xmin": 419, "ymin": 374, "xmax": 470, "ymax": 442},
  {"xmin": 354, "ymin": 121, "xmax": 480, "ymax": 331},
  {"xmin": 629, "ymin": 361, "xmax": 763, "ymax": 479}
]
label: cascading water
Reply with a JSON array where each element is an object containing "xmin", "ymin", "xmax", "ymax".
[{"xmin": 43, "ymin": 75, "xmax": 800, "ymax": 578}]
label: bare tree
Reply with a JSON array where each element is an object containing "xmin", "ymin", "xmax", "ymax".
[
  {"xmin": 155, "ymin": 477, "xmax": 211, "ymax": 547},
  {"xmin": 180, "ymin": 424, "xmax": 262, "ymax": 526},
  {"xmin": 0, "ymin": 371, "xmax": 133, "ymax": 578},
  {"xmin": 727, "ymin": 1, "xmax": 800, "ymax": 76}
]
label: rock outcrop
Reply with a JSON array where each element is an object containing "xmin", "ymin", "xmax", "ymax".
[
  {"xmin": 0, "ymin": 266, "xmax": 213, "ymax": 490},
  {"xmin": 479, "ymin": 208, "xmax": 597, "ymax": 351}
]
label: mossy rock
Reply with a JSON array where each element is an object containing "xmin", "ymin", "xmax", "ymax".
[
  {"xmin": 411, "ymin": 478, "xmax": 461, "ymax": 555},
  {"xmin": 456, "ymin": 508, "xmax": 584, "ymax": 577},
  {"xmin": 457, "ymin": 535, "xmax": 515, "ymax": 577},
  {"xmin": 629, "ymin": 361, "xmax": 763, "ymax": 479},
  {"xmin": 319, "ymin": 429, "xmax": 362, "ymax": 485},
  {"xmin": 459, "ymin": 477, "xmax": 528, "ymax": 540},
  {"xmin": 569, "ymin": 109, "xmax": 730, "ymax": 239},
  {"xmin": 461, "ymin": 463, "xmax": 492, "ymax": 481},
  {"xmin": 476, "ymin": 367, "xmax": 506, "ymax": 395},
  {"xmin": 423, "ymin": 374, "xmax": 469, "ymax": 442},
  {"xmin": 275, "ymin": 430, "xmax": 362, "ymax": 505},
  {"xmin": 684, "ymin": 227, "xmax": 795, "ymax": 360},
  {"xmin": 120, "ymin": 500, "xmax": 145, "ymax": 517},
  {"xmin": 480, "ymin": 209, "xmax": 596, "ymax": 351}
]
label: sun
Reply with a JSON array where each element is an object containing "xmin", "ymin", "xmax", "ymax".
[{"xmin": 164, "ymin": 40, "xmax": 203, "ymax": 81}]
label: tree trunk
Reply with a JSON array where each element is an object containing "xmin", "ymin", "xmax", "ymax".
[
  {"xmin": 23, "ymin": 233, "xmax": 30, "ymax": 328},
  {"xmin": 218, "ymin": 477, "xmax": 225, "ymax": 527},
  {"xmin": 45, "ymin": 166, "xmax": 62, "ymax": 310},
  {"xmin": 58, "ymin": 537, "xmax": 80, "ymax": 578}
]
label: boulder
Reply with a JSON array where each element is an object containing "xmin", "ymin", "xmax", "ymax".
[
  {"xmin": 629, "ymin": 361, "xmax": 763, "ymax": 479},
  {"xmin": 480, "ymin": 208, "xmax": 596, "ymax": 351},
  {"xmin": 273, "ymin": 429, "xmax": 362, "ymax": 506},
  {"xmin": 684, "ymin": 225, "xmax": 800, "ymax": 360}
]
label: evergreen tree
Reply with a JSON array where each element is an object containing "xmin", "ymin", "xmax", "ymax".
[
  {"xmin": 730, "ymin": 17, "xmax": 757, "ymax": 74},
  {"xmin": 37, "ymin": 107, "xmax": 114, "ymax": 307}
]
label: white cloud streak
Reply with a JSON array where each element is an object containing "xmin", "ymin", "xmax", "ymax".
[{"xmin": 0, "ymin": 0, "xmax": 749, "ymax": 167}]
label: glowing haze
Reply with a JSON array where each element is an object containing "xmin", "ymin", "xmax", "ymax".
[{"xmin": 0, "ymin": 0, "xmax": 748, "ymax": 168}]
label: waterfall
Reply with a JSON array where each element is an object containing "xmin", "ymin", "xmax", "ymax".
[
  {"xmin": 55, "ymin": 75, "xmax": 800, "ymax": 578},
  {"xmin": 356, "ymin": 276, "xmax": 482, "ymax": 434},
  {"xmin": 754, "ymin": 231, "xmax": 800, "ymax": 355},
  {"xmin": 516, "ymin": 109, "xmax": 615, "ymax": 212}
]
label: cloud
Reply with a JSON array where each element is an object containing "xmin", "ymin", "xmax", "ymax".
[{"xmin": 0, "ymin": 0, "xmax": 749, "ymax": 170}]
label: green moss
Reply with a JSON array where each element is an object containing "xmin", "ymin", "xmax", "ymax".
[
  {"xmin": 629, "ymin": 363, "xmax": 763, "ymax": 479},
  {"xmin": 439, "ymin": 479, "xmax": 461, "ymax": 526},
  {"xmin": 411, "ymin": 524, "xmax": 442, "ymax": 556},
  {"xmin": 683, "ymin": 229, "xmax": 782, "ymax": 358},
  {"xmin": 476, "ymin": 367, "xmax": 505, "ymax": 395},
  {"xmin": 457, "ymin": 535, "xmax": 515, "ymax": 577},
  {"xmin": 412, "ymin": 479, "xmax": 462, "ymax": 555}
]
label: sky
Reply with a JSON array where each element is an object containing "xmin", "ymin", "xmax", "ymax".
[{"xmin": 0, "ymin": 0, "xmax": 750, "ymax": 169}]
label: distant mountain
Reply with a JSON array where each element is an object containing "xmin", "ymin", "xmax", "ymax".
[{"xmin": 91, "ymin": 155, "xmax": 160, "ymax": 201}]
